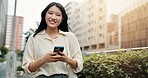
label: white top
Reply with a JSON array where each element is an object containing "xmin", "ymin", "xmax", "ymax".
[{"xmin": 22, "ymin": 30, "xmax": 83, "ymax": 78}]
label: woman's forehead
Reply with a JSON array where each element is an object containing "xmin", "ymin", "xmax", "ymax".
[{"xmin": 48, "ymin": 5, "xmax": 62, "ymax": 13}]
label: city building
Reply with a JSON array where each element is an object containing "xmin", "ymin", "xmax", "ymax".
[
  {"xmin": 106, "ymin": 14, "xmax": 119, "ymax": 50},
  {"xmin": 120, "ymin": 1, "xmax": 148, "ymax": 48},
  {"xmin": 5, "ymin": 15, "xmax": 24, "ymax": 50},
  {"xmin": 106, "ymin": 0, "xmax": 148, "ymax": 50},
  {"xmin": 65, "ymin": 0, "xmax": 147, "ymax": 52},
  {"xmin": 65, "ymin": 0, "xmax": 107, "ymax": 52},
  {"xmin": 0, "ymin": 0, "xmax": 8, "ymax": 46},
  {"xmin": 65, "ymin": 1, "xmax": 81, "ymax": 32}
]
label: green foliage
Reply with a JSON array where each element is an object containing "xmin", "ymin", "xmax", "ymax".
[
  {"xmin": 0, "ymin": 57, "xmax": 6, "ymax": 62},
  {"xmin": 0, "ymin": 46, "xmax": 9, "ymax": 58},
  {"xmin": 15, "ymin": 49, "xmax": 24, "ymax": 61},
  {"xmin": 24, "ymin": 28, "xmax": 35, "ymax": 42},
  {"xmin": 78, "ymin": 50, "xmax": 148, "ymax": 78},
  {"xmin": 16, "ymin": 65, "xmax": 24, "ymax": 71}
]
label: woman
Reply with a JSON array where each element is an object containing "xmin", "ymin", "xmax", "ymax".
[{"xmin": 22, "ymin": 2, "xmax": 83, "ymax": 78}]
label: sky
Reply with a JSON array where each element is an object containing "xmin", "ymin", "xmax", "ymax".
[{"xmin": 8, "ymin": 0, "xmax": 83, "ymax": 33}]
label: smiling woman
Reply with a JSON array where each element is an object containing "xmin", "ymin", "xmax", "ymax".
[{"xmin": 22, "ymin": 2, "xmax": 84, "ymax": 78}]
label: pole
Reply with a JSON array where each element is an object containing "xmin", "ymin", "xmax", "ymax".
[
  {"xmin": 11, "ymin": 0, "xmax": 17, "ymax": 51},
  {"xmin": 6, "ymin": 0, "xmax": 17, "ymax": 78}
]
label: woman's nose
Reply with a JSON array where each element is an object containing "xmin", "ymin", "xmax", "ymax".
[{"xmin": 51, "ymin": 14, "xmax": 56, "ymax": 19}]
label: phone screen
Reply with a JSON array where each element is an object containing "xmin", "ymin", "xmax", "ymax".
[{"xmin": 53, "ymin": 46, "xmax": 64, "ymax": 52}]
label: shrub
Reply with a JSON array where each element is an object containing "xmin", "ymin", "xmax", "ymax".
[
  {"xmin": 78, "ymin": 49, "xmax": 148, "ymax": 78},
  {"xmin": 16, "ymin": 65, "xmax": 24, "ymax": 71},
  {"xmin": 0, "ymin": 57, "xmax": 6, "ymax": 62}
]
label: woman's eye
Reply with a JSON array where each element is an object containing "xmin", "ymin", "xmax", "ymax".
[
  {"xmin": 57, "ymin": 14, "xmax": 61, "ymax": 16},
  {"xmin": 48, "ymin": 12, "xmax": 53, "ymax": 14},
  {"xmin": 56, "ymin": 13, "xmax": 62, "ymax": 16}
]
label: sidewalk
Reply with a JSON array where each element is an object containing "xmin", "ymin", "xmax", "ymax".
[
  {"xmin": 0, "ymin": 61, "xmax": 6, "ymax": 78},
  {"xmin": 0, "ymin": 61, "xmax": 33, "ymax": 78},
  {"xmin": 17, "ymin": 73, "xmax": 33, "ymax": 78},
  {"xmin": 0, "ymin": 61, "xmax": 6, "ymax": 66}
]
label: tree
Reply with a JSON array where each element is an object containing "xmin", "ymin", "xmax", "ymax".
[
  {"xmin": 15, "ymin": 49, "xmax": 24, "ymax": 61},
  {"xmin": 0, "ymin": 46, "xmax": 9, "ymax": 58},
  {"xmin": 24, "ymin": 28, "xmax": 35, "ymax": 43}
]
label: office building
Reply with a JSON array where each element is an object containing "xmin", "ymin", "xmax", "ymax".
[
  {"xmin": 65, "ymin": 0, "xmax": 107, "ymax": 52},
  {"xmin": 120, "ymin": 1, "xmax": 148, "ymax": 48},
  {"xmin": 106, "ymin": 14, "xmax": 119, "ymax": 50},
  {"xmin": 5, "ymin": 15, "xmax": 24, "ymax": 50}
]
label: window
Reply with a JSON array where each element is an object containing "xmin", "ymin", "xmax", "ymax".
[
  {"xmin": 91, "ymin": 44, "xmax": 97, "ymax": 49},
  {"xmin": 99, "ymin": 43, "xmax": 105, "ymax": 49}
]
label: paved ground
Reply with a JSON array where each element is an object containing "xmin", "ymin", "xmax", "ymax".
[
  {"xmin": 0, "ymin": 62, "xmax": 6, "ymax": 78},
  {"xmin": 0, "ymin": 61, "xmax": 33, "ymax": 78},
  {"xmin": 17, "ymin": 73, "xmax": 33, "ymax": 78}
]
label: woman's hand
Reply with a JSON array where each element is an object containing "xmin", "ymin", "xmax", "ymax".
[
  {"xmin": 56, "ymin": 52, "xmax": 70, "ymax": 62},
  {"xmin": 29, "ymin": 52, "xmax": 77, "ymax": 72},
  {"xmin": 57, "ymin": 52, "xmax": 78, "ymax": 70},
  {"xmin": 42, "ymin": 52, "xmax": 60, "ymax": 63},
  {"xmin": 28, "ymin": 51, "xmax": 59, "ymax": 72}
]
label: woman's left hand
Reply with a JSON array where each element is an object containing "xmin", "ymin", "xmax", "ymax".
[
  {"xmin": 57, "ymin": 52, "xmax": 71, "ymax": 63},
  {"xmin": 57, "ymin": 52, "xmax": 77, "ymax": 69}
]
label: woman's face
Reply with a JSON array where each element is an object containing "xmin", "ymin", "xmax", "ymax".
[{"xmin": 45, "ymin": 5, "xmax": 63, "ymax": 29}]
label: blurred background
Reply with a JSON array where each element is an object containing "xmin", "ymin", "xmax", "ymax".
[{"xmin": 0, "ymin": 0, "xmax": 148, "ymax": 78}]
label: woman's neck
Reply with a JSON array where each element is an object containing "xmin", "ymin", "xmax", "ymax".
[{"xmin": 45, "ymin": 28, "xmax": 59, "ymax": 39}]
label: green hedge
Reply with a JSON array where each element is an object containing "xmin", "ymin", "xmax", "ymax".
[
  {"xmin": 16, "ymin": 65, "xmax": 24, "ymax": 71},
  {"xmin": 78, "ymin": 49, "xmax": 148, "ymax": 78},
  {"xmin": 0, "ymin": 57, "xmax": 6, "ymax": 62}
]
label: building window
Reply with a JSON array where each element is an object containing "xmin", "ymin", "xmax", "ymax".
[
  {"xmin": 84, "ymin": 46, "xmax": 89, "ymax": 50},
  {"xmin": 91, "ymin": 44, "xmax": 97, "ymax": 49},
  {"xmin": 100, "ymin": 25, "xmax": 102, "ymax": 29},
  {"xmin": 100, "ymin": 8, "xmax": 102, "ymax": 11},
  {"xmin": 99, "ymin": 34, "xmax": 102, "ymax": 37},
  {"xmin": 99, "ymin": 17, "xmax": 102, "ymax": 20},
  {"xmin": 99, "ymin": 43, "xmax": 105, "ymax": 49}
]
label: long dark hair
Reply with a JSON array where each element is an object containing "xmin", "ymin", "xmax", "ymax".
[{"xmin": 33, "ymin": 2, "xmax": 69, "ymax": 37}]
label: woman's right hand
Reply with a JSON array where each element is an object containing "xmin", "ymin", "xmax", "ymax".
[
  {"xmin": 42, "ymin": 52, "xmax": 60, "ymax": 63},
  {"xmin": 29, "ymin": 51, "xmax": 59, "ymax": 72}
]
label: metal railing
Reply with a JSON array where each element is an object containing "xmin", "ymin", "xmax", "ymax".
[{"xmin": 84, "ymin": 47, "xmax": 148, "ymax": 55}]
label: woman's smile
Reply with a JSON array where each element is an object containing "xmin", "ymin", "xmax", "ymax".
[{"xmin": 49, "ymin": 19, "xmax": 57, "ymax": 24}]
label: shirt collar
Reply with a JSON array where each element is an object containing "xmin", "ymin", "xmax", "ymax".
[{"xmin": 38, "ymin": 29, "xmax": 68, "ymax": 36}]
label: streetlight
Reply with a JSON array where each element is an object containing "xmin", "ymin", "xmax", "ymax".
[{"xmin": 6, "ymin": 0, "xmax": 17, "ymax": 78}]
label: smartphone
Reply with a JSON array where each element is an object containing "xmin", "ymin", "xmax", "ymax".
[{"xmin": 53, "ymin": 46, "xmax": 64, "ymax": 52}]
